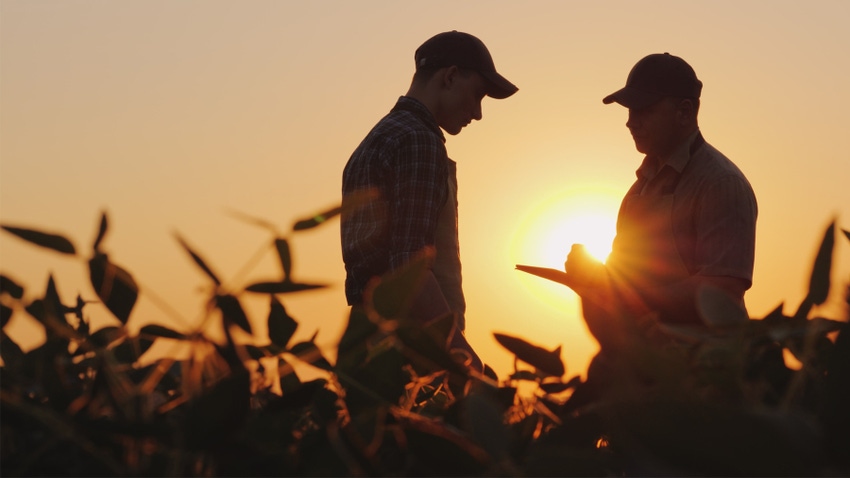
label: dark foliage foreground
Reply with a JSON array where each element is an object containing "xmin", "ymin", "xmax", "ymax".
[{"xmin": 1, "ymin": 207, "xmax": 849, "ymax": 476}]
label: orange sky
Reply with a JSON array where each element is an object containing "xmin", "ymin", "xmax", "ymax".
[{"xmin": 2, "ymin": 0, "xmax": 849, "ymax": 380}]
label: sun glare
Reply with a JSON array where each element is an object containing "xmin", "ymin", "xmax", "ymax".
[{"xmin": 511, "ymin": 186, "xmax": 620, "ymax": 309}]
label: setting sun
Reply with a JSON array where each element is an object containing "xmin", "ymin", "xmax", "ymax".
[
  {"xmin": 512, "ymin": 185, "xmax": 621, "ymax": 268},
  {"xmin": 510, "ymin": 184, "xmax": 621, "ymax": 310}
]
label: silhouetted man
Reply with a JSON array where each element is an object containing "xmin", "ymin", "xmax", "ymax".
[{"xmin": 341, "ymin": 31, "xmax": 518, "ymax": 372}]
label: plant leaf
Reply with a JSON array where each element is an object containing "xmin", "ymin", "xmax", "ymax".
[
  {"xmin": 1, "ymin": 304, "xmax": 13, "ymax": 328},
  {"xmin": 508, "ymin": 370, "xmax": 540, "ymax": 382},
  {"xmin": 245, "ymin": 281, "xmax": 326, "ymax": 294},
  {"xmin": 395, "ymin": 317, "xmax": 468, "ymax": 376},
  {"xmin": 139, "ymin": 324, "xmax": 186, "ymax": 340},
  {"xmin": 174, "ymin": 233, "xmax": 221, "ymax": 286},
  {"xmin": 1, "ymin": 225, "xmax": 76, "ymax": 255},
  {"xmin": 89, "ymin": 253, "xmax": 139, "ymax": 324},
  {"xmin": 290, "ymin": 340, "xmax": 333, "ymax": 371},
  {"xmin": 540, "ymin": 375, "xmax": 582, "ymax": 394},
  {"xmin": 335, "ymin": 305, "xmax": 379, "ymax": 373},
  {"xmin": 344, "ymin": 345, "xmax": 408, "ymax": 405},
  {"xmin": 92, "ymin": 211, "xmax": 108, "ymax": 252},
  {"xmin": 0, "ymin": 330, "xmax": 24, "ymax": 369},
  {"xmin": 268, "ymin": 296, "xmax": 298, "ymax": 348},
  {"xmin": 42, "ymin": 275, "xmax": 75, "ymax": 342},
  {"xmin": 277, "ymin": 357, "xmax": 303, "ymax": 396},
  {"xmin": 367, "ymin": 250, "xmax": 433, "ymax": 319},
  {"xmin": 224, "ymin": 208, "xmax": 278, "ymax": 233},
  {"xmin": 215, "ymin": 294, "xmax": 252, "ymax": 335},
  {"xmin": 292, "ymin": 205, "xmax": 342, "ymax": 231},
  {"xmin": 267, "ymin": 377, "xmax": 326, "ymax": 411},
  {"xmin": 494, "ymin": 332, "xmax": 565, "ymax": 377},
  {"xmin": 275, "ymin": 238, "xmax": 292, "ymax": 281},
  {"xmin": 244, "ymin": 344, "xmax": 266, "ymax": 361},
  {"xmin": 1, "ymin": 274, "xmax": 24, "ymax": 299},
  {"xmin": 111, "ymin": 335, "xmax": 155, "ymax": 364},
  {"xmin": 89, "ymin": 325, "xmax": 126, "ymax": 348},
  {"xmin": 807, "ymin": 221, "xmax": 835, "ymax": 305}
]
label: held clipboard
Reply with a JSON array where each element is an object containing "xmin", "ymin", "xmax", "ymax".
[{"xmin": 514, "ymin": 264, "xmax": 573, "ymax": 287}]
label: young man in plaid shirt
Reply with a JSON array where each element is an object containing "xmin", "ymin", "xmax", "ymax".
[{"xmin": 341, "ymin": 31, "xmax": 518, "ymax": 373}]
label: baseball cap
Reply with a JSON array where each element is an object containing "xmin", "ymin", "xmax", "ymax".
[
  {"xmin": 603, "ymin": 53, "xmax": 702, "ymax": 109},
  {"xmin": 414, "ymin": 31, "xmax": 518, "ymax": 99}
]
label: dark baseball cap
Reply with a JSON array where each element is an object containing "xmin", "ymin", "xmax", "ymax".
[
  {"xmin": 414, "ymin": 31, "xmax": 518, "ymax": 99},
  {"xmin": 603, "ymin": 53, "xmax": 702, "ymax": 109}
]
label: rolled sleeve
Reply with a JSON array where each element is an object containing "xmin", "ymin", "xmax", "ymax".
[{"xmin": 694, "ymin": 175, "xmax": 758, "ymax": 285}]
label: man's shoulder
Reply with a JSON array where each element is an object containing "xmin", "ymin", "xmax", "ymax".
[
  {"xmin": 356, "ymin": 110, "xmax": 444, "ymax": 156},
  {"xmin": 692, "ymin": 141, "xmax": 751, "ymax": 183},
  {"xmin": 372, "ymin": 108, "xmax": 439, "ymax": 138}
]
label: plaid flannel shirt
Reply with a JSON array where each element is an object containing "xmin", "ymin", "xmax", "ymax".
[{"xmin": 341, "ymin": 96, "xmax": 449, "ymax": 305}]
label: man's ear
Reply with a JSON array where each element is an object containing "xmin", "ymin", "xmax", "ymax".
[
  {"xmin": 677, "ymin": 99, "xmax": 696, "ymax": 124},
  {"xmin": 440, "ymin": 65, "xmax": 460, "ymax": 90}
]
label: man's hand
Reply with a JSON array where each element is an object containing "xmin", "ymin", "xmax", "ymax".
[{"xmin": 564, "ymin": 244, "xmax": 607, "ymax": 290}]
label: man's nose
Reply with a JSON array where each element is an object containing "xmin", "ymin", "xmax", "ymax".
[
  {"xmin": 626, "ymin": 111, "xmax": 638, "ymax": 129},
  {"xmin": 472, "ymin": 102, "xmax": 483, "ymax": 121}
]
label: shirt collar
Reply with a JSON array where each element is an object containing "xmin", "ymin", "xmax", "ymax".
[
  {"xmin": 392, "ymin": 96, "xmax": 445, "ymax": 143},
  {"xmin": 636, "ymin": 129, "xmax": 702, "ymax": 180}
]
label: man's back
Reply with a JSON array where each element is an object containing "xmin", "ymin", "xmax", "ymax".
[{"xmin": 341, "ymin": 96, "xmax": 448, "ymax": 306}]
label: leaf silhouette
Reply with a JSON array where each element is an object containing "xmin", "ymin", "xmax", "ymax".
[
  {"xmin": 1, "ymin": 304, "xmax": 13, "ymax": 328},
  {"xmin": 396, "ymin": 317, "xmax": 468, "ymax": 376},
  {"xmin": 268, "ymin": 296, "xmax": 298, "ymax": 348},
  {"xmin": 275, "ymin": 238, "xmax": 292, "ymax": 281},
  {"xmin": 139, "ymin": 324, "xmax": 186, "ymax": 340},
  {"xmin": 214, "ymin": 294, "xmax": 252, "ymax": 335},
  {"xmin": 244, "ymin": 344, "xmax": 267, "ymax": 361},
  {"xmin": 540, "ymin": 375, "xmax": 582, "ymax": 394},
  {"xmin": 795, "ymin": 221, "xmax": 834, "ymax": 318},
  {"xmin": 44, "ymin": 275, "xmax": 76, "ymax": 341},
  {"xmin": 245, "ymin": 281, "xmax": 326, "ymax": 294},
  {"xmin": 111, "ymin": 335, "xmax": 155, "ymax": 364},
  {"xmin": 89, "ymin": 325, "xmax": 126, "ymax": 348},
  {"xmin": 63, "ymin": 294, "xmax": 95, "ymax": 321},
  {"xmin": 92, "ymin": 211, "xmax": 108, "ymax": 252},
  {"xmin": 0, "ymin": 330, "xmax": 24, "ymax": 368},
  {"xmin": 335, "ymin": 305, "xmax": 379, "ymax": 373},
  {"xmin": 267, "ymin": 377, "xmax": 326, "ymax": 411},
  {"xmin": 289, "ymin": 336, "xmax": 333, "ymax": 370},
  {"xmin": 368, "ymin": 249, "xmax": 433, "ymax": 319},
  {"xmin": 292, "ymin": 205, "xmax": 342, "ymax": 231},
  {"xmin": 225, "ymin": 208, "xmax": 279, "ymax": 233},
  {"xmin": 842, "ymin": 228, "xmax": 850, "ymax": 242},
  {"xmin": 89, "ymin": 253, "xmax": 139, "ymax": 324},
  {"xmin": 808, "ymin": 221, "xmax": 835, "ymax": 305},
  {"xmin": 494, "ymin": 332, "xmax": 565, "ymax": 377},
  {"xmin": 290, "ymin": 340, "xmax": 333, "ymax": 371},
  {"xmin": 174, "ymin": 233, "xmax": 221, "ymax": 286},
  {"xmin": 1, "ymin": 225, "xmax": 76, "ymax": 255},
  {"xmin": 1, "ymin": 274, "xmax": 24, "ymax": 299}
]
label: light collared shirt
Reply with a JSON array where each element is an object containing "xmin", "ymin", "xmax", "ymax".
[{"xmin": 623, "ymin": 130, "xmax": 758, "ymax": 286}]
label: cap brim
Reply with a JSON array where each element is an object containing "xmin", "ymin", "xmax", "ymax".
[
  {"xmin": 602, "ymin": 86, "xmax": 661, "ymax": 109},
  {"xmin": 481, "ymin": 70, "xmax": 518, "ymax": 99}
]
